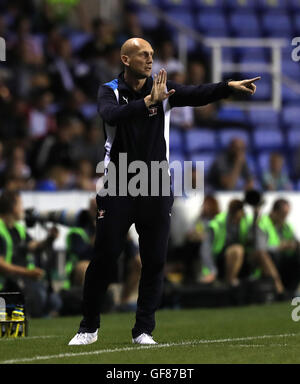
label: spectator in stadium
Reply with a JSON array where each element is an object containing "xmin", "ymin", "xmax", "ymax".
[
  {"xmin": 48, "ymin": 36, "xmax": 94, "ymax": 100},
  {"xmin": 262, "ymin": 152, "xmax": 293, "ymax": 191},
  {"xmin": 79, "ymin": 17, "xmax": 116, "ymax": 61},
  {"xmin": 258, "ymin": 198, "xmax": 300, "ymax": 296},
  {"xmin": 169, "ymin": 72, "xmax": 194, "ymax": 130},
  {"xmin": 118, "ymin": 11, "xmax": 145, "ymax": 45},
  {"xmin": 71, "ymin": 158, "xmax": 96, "ymax": 191},
  {"xmin": 201, "ymin": 198, "xmax": 285, "ymax": 293},
  {"xmin": 27, "ymin": 87, "xmax": 56, "ymax": 141},
  {"xmin": 0, "ymin": 190, "xmax": 61, "ymax": 317},
  {"xmin": 29, "ymin": 116, "xmax": 78, "ymax": 179},
  {"xmin": 207, "ymin": 138, "xmax": 255, "ymax": 191},
  {"xmin": 92, "ymin": 44, "xmax": 122, "ymax": 86},
  {"xmin": 187, "ymin": 61, "xmax": 207, "ymax": 86},
  {"xmin": 152, "ymin": 39, "xmax": 184, "ymax": 77}
]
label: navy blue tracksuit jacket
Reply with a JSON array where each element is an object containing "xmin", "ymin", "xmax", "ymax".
[{"xmin": 79, "ymin": 72, "xmax": 232, "ymax": 337}]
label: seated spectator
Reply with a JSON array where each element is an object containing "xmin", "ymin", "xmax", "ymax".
[
  {"xmin": 27, "ymin": 87, "xmax": 56, "ymax": 140},
  {"xmin": 169, "ymin": 72, "xmax": 194, "ymax": 130},
  {"xmin": 187, "ymin": 61, "xmax": 206, "ymax": 85},
  {"xmin": 207, "ymin": 138, "xmax": 254, "ymax": 191},
  {"xmin": 71, "ymin": 158, "xmax": 96, "ymax": 191},
  {"xmin": 258, "ymin": 199, "xmax": 300, "ymax": 296},
  {"xmin": 35, "ymin": 165, "xmax": 72, "ymax": 191},
  {"xmin": 79, "ymin": 17, "xmax": 116, "ymax": 61},
  {"xmin": 152, "ymin": 39, "xmax": 184, "ymax": 76},
  {"xmin": 262, "ymin": 152, "xmax": 293, "ymax": 191}
]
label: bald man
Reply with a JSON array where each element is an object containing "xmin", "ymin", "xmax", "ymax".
[{"xmin": 69, "ymin": 38, "xmax": 260, "ymax": 345}]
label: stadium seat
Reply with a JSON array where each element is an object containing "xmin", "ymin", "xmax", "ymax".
[
  {"xmin": 160, "ymin": 0, "xmax": 192, "ymax": 9},
  {"xmin": 170, "ymin": 128, "xmax": 184, "ymax": 152},
  {"xmin": 219, "ymin": 129, "xmax": 250, "ymax": 148},
  {"xmin": 287, "ymin": 127, "xmax": 300, "ymax": 149},
  {"xmin": 282, "ymin": 60, "xmax": 300, "ymax": 81},
  {"xmin": 282, "ymin": 85, "xmax": 300, "ymax": 104},
  {"xmin": 293, "ymin": 13, "xmax": 300, "ymax": 33},
  {"xmin": 185, "ymin": 129, "xmax": 217, "ymax": 152},
  {"xmin": 238, "ymin": 47, "xmax": 269, "ymax": 63},
  {"xmin": 253, "ymin": 129, "xmax": 284, "ymax": 150},
  {"xmin": 217, "ymin": 107, "xmax": 247, "ymax": 124},
  {"xmin": 137, "ymin": 9, "xmax": 160, "ymax": 30},
  {"xmin": 168, "ymin": 10, "xmax": 195, "ymax": 29},
  {"xmin": 225, "ymin": 0, "xmax": 258, "ymax": 10},
  {"xmin": 282, "ymin": 105, "xmax": 300, "ymax": 126},
  {"xmin": 289, "ymin": 0, "xmax": 300, "ymax": 11},
  {"xmin": 248, "ymin": 108, "xmax": 280, "ymax": 127},
  {"xmin": 258, "ymin": 0, "xmax": 288, "ymax": 10},
  {"xmin": 229, "ymin": 12, "xmax": 262, "ymax": 37},
  {"xmin": 261, "ymin": 12, "xmax": 293, "ymax": 37},
  {"xmin": 195, "ymin": 11, "xmax": 229, "ymax": 36},
  {"xmin": 193, "ymin": 0, "xmax": 225, "ymax": 10},
  {"xmin": 251, "ymin": 81, "xmax": 272, "ymax": 101}
]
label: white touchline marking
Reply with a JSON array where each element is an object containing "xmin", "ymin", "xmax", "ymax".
[
  {"xmin": 0, "ymin": 335, "xmax": 59, "ymax": 342},
  {"xmin": 0, "ymin": 333, "xmax": 298, "ymax": 364}
]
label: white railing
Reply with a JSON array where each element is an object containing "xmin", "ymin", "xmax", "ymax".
[{"xmin": 131, "ymin": 0, "xmax": 300, "ymax": 110}]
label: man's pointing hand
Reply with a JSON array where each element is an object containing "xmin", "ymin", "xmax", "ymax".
[{"xmin": 228, "ymin": 76, "xmax": 261, "ymax": 95}]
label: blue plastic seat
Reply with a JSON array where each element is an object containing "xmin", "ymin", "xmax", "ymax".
[
  {"xmin": 217, "ymin": 107, "xmax": 247, "ymax": 123},
  {"xmin": 262, "ymin": 12, "xmax": 293, "ymax": 37},
  {"xmin": 289, "ymin": 0, "xmax": 300, "ymax": 11},
  {"xmin": 170, "ymin": 128, "xmax": 184, "ymax": 152},
  {"xmin": 253, "ymin": 129, "xmax": 284, "ymax": 150},
  {"xmin": 258, "ymin": 0, "xmax": 288, "ymax": 10},
  {"xmin": 193, "ymin": 0, "xmax": 225, "ymax": 10},
  {"xmin": 225, "ymin": 0, "xmax": 258, "ymax": 10},
  {"xmin": 287, "ymin": 127, "xmax": 300, "ymax": 149},
  {"xmin": 229, "ymin": 12, "xmax": 261, "ymax": 37},
  {"xmin": 293, "ymin": 13, "xmax": 300, "ymax": 33},
  {"xmin": 168, "ymin": 10, "xmax": 195, "ymax": 29},
  {"xmin": 248, "ymin": 108, "xmax": 280, "ymax": 127},
  {"xmin": 185, "ymin": 129, "xmax": 217, "ymax": 152},
  {"xmin": 160, "ymin": 0, "xmax": 192, "ymax": 9},
  {"xmin": 196, "ymin": 11, "xmax": 228, "ymax": 36},
  {"xmin": 282, "ymin": 60, "xmax": 300, "ymax": 80},
  {"xmin": 251, "ymin": 79, "xmax": 272, "ymax": 100},
  {"xmin": 238, "ymin": 47, "xmax": 269, "ymax": 63},
  {"xmin": 219, "ymin": 129, "xmax": 250, "ymax": 148},
  {"xmin": 282, "ymin": 105, "xmax": 300, "ymax": 125},
  {"xmin": 282, "ymin": 85, "xmax": 300, "ymax": 104},
  {"xmin": 137, "ymin": 10, "xmax": 160, "ymax": 30}
]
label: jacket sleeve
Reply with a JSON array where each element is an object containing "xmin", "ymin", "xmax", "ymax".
[
  {"xmin": 167, "ymin": 80, "xmax": 232, "ymax": 108},
  {"xmin": 97, "ymin": 85, "xmax": 149, "ymax": 125}
]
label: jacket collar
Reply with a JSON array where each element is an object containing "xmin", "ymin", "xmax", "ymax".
[{"xmin": 118, "ymin": 72, "xmax": 153, "ymax": 96}]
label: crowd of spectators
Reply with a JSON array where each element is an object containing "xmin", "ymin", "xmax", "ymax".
[{"xmin": 0, "ymin": 0, "xmax": 296, "ymax": 194}]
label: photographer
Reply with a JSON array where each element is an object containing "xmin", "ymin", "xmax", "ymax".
[
  {"xmin": 0, "ymin": 190, "xmax": 61, "ymax": 317},
  {"xmin": 201, "ymin": 194, "xmax": 285, "ymax": 294},
  {"xmin": 28, "ymin": 197, "xmax": 141, "ymax": 314},
  {"xmin": 258, "ymin": 198, "xmax": 300, "ymax": 296}
]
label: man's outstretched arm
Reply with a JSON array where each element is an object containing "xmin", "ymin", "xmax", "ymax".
[{"xmin": 167, "ymin": 73, "xmax": 261, "ymax": 108}]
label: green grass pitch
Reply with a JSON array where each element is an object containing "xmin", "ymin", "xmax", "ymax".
[{"xmin": 0, "ymin": 301, "xmax": 300, "ymax": 364}]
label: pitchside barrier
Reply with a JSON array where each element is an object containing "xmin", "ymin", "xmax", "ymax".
[{"xmin": 18, "ymin": 191, "xmax": 300, "ymax": 276}]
